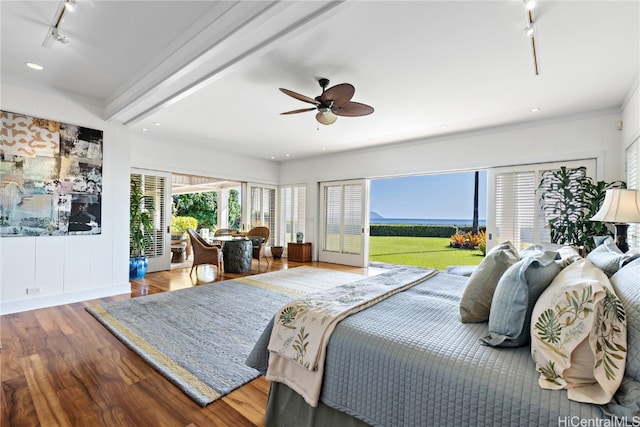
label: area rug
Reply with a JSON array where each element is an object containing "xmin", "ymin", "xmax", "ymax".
[{"xmin": 86, "ymin": 267, "xmax": 362, "ymax": 407}]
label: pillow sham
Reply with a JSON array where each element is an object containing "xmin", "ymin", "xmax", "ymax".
[
  {"xmin": 587, "ymin": 237, "xmax": 638, "ymax": 277},
  {"xmin": 480, "ymin": 251, "xmax": 560, "ymax": 347},
  {"xmin": 530, "ymin": 258, "xmax": 627, "ymax": 404},
  {"xmin": 459, "ymin": 241, "xmax": 519, "ymax": 323}
]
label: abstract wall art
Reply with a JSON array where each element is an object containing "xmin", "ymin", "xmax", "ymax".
[{"xmin": 0, "ymin": 110, "xmax": 103, "ymax": 237}]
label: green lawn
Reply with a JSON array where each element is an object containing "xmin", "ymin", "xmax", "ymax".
[{"xmin": 369, "ymin": 236, "xmax": 485, "ymax": 270}]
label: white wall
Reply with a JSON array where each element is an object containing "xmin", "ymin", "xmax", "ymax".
[
  {"xmin": 622, "ymin": 76, "xmax": 640, "ymax": 149},
  {"xmin": 131, "ymin": 133, "xmax": 280, "ymax": 185},
  {"xmin": 280, "ymin": 111, "xmax": 625, "ymax": 257},
  {"xmin": 1, "ymin": 83, "xmax": 131, "ymax": 314}
]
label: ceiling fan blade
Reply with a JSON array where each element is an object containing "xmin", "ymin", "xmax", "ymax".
[
  {"xmin": 279, "ymin": 88, "xmax": 319, "ymax": 105},
  {"xmin": 320, "ymin": 83, "xmax": 354, "ymax": 107},
  {"xmin": 316, "ymin": 111, "xmax": 338, "ymax": 125},
  {"xmin": 332, "ymin": 101, "xmax": 374, "ymax": 117},
  {"xmin": 281, "ymin": 107, "xmax": 316, "ymax": 115}
]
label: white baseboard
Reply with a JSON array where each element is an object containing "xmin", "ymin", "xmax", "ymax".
[{"xmin": 1, "ymin": 283, "xmax": 131, "ymax": 315}]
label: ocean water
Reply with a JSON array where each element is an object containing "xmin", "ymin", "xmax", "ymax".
[{"xmin": 370, "ymin": 218, "xmax": 486, "ymax": 226}]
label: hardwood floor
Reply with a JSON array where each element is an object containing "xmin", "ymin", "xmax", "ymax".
[{"xmin": 0, "ymin": 258, "xmax": 372, "ymax": 427}]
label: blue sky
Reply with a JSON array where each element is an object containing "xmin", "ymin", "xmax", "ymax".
[{"xmin": 370, "ymin": 171, "xmax": 487, "ymax": 220}]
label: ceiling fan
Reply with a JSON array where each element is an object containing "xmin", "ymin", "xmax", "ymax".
[{"xmin": 279, "ymin": 78, "xmax": 374, "ymax": 125}]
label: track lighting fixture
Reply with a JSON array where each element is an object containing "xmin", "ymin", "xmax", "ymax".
[
  {"xmin": 42, "ymin": 0, "xmax": 76, "ymax": 48},
  {"xmin": 522, "ymin": 0, "xmax": 540, "ymax": 75},
  {"xmin": 64, "ymin": 0, "xmax": 77, "ymax": 12},
  {"xmin": 51, "ymin": 28, "xmax": 69, "ymax": 44},
  {"xmin": 524, "ymin": 25, "xmax": 534, "ymax": 37}
]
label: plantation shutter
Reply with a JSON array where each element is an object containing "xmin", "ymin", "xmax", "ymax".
[
  {"xmin": 494, "ymin": 171, "xmax": 537, "ymax": 249},
  {"xmin": 627, "ymin": 138, "xmax": 639, "ymax": 250},
  {"xmin": 319, "ymin": 179, "xmax": 369, "ymax": 267},
  {"xmin": 488, "ymin": 159, "xmax": 596, "ymax": 252},
  {"xmin": 130, "ymin": 169, "xmax": 171, "ymax": 272},
  {"xmin": 279, "ymin": 185, "xmax": 306, "ymax": 245},
  {"xmin": 248, "ymin": 184, "xmax": 276, "ymax": 246}
]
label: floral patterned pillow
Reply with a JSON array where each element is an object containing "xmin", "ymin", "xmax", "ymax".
[{"xmin": 531, "ymin": 258, "xmax": 627, "ymax": 404}]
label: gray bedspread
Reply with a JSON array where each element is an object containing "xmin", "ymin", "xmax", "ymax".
[{"xmin": 247, "ymin": 271, "xmax": 605, "ymax": 426}]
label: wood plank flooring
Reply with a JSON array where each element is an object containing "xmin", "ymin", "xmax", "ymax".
[{"xmin": 1, "ymin": 259, "xmax": 372, "ymax": 427}]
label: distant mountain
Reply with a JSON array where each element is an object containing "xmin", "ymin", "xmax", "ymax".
[{"xmin": 370, "ymin": 211, "xmax": 384, "ymax": 219}]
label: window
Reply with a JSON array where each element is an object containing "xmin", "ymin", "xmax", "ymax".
[
  {"xmin": 488, "ymin": 159, "xmax": 596, "ymax": 251},
  {"xmin": 248, "ymin": 184, "xmax": 276, "ymax": 245},
  {"xmin": 627, "ymin": 138, "xmax": 639, "ymax": 250},
  {"xmin": 279, "ymin": 185, "xmax": 306, "ymax": 244}
]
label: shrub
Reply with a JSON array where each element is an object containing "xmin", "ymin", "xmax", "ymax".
[
  {"xmin": 450, "ymin": 230, "xmax": 486, "ymax": 251},
  {"xmin": 370, "ymin": 224, "xmax": 484, "ymax": 238},
  {"xmin": 171, "ymin": 216, "xmax": 198, "ymax": 233}
]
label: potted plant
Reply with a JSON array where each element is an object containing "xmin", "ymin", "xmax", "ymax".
[
  {"xmin": 130, "ymin": 179, "xmax": 154, "ymax": 280},
  {"xmin": 538, "ymin": 166, "xmax": 625, "ymax": 252}
]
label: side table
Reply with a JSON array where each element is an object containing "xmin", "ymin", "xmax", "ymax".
[
  {"xmin": 223, "ymin": 239, "xmax": 253, "ymax": 273},
  {"xmin": 288, "ymin": 242, "xmax": 312, "ymax": 262}
]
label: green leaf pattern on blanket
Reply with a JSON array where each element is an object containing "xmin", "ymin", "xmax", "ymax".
[
  {"xmin": 533, "ymin": 285, "xmax": 626, "ymax": 383},
  {"xmin": 293, "ymin": 326, "xmax": 310, "ymax": 368}
]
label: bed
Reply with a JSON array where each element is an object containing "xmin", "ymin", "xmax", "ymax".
[{"xmin": 246, "ymin": 243, "xmax": 640, "ymax": 426}]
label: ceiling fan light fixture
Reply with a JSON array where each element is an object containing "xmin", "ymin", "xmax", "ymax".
[{"xmin": 316, "ymin": 111, "xmax": 337, "ymax": 125}]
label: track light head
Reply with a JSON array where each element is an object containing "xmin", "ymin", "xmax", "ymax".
[
  {"xmin": 524, "ymin": 25, "xmax": 534, "ymax": 37},
  {"xmin": 64, "ymin": 0, "xmax": 77, "ymax": 12},
  {"xmin": 52, "ymin": 28, "xmax": 69, "ymax": 44}
]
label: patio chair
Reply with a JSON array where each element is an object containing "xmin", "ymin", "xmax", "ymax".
[
  {"xmin": 246, "ymin": 226, "xmax": 270, "ymax": 271},
  {"xmin": 187, "ymin": 228, "xmax": 223, "ymax": 276}
]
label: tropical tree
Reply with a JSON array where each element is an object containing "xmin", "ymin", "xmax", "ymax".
[{"xmin": 172, "ymin": 192, "xmax": 217, "ymax": 229}]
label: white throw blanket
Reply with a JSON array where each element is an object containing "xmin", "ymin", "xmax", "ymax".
[{"xmin": 266, "ymin": 267, "xmax": 438, "ymax": 406}]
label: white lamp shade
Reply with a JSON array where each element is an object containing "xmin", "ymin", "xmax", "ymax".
[{"xmin": 590, "ymin": 189, "xmax": 640, "ymax": 223}]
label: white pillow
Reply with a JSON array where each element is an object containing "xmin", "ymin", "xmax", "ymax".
[{"xmin": 530, "ymin": 258, "xmax": 627, "ymax": 404}]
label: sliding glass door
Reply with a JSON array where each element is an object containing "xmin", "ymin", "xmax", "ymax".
[
  {"xmin": 319, "ymin": 179, "xmax": 369, "ymax": 267},
  {"xmin": 130, "ymin": 169, "xmax": 172, "ymax": 272}
]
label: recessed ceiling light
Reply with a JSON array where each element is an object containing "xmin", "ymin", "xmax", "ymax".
[
  {"xmin": 271, "ymin": 156, "xmax": 276, "ymax": 160},
  {"xmin": 285, "ymin": 154, "xmax": 290, "ymax": 157},
  {"xmin": 440, "ymin": 124, "xmax": 448, "ymax": 129},
  {"xmin": 141, "ymin": 127, "xmax": 148, "ymax": 132},
  {"xmin": 25, "ymin": 62, "xmax": 44, "ymax": 71},
  {"xmin": 153, "ymin": 122, "xmax": 161, "ymax": 126},
  {"xmin": 530, "ymin": 107, "xmax": 541, "ymax": 112}
]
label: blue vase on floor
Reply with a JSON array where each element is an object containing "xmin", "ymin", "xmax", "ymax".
[{"xmin": 129, "ymin": 256, "xmax": 148, "ymax": 280}]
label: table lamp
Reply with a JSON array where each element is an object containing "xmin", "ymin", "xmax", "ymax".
[{"xmin": 590, "ymin": 189, "xmax": 640, "ymax": 252}]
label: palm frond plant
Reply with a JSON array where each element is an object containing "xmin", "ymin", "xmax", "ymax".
[{"xmin": 539, "ymin": 166, "xmax": 625, "ymax": 252}]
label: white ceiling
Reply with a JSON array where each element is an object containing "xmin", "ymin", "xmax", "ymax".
[{"xmin": 1, "ymin": 1, "xmax": 638, "ymax": 162}]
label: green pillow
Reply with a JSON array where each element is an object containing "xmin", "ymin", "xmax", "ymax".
[{"xmin": 459, "ymin": 241, "xmax": 519, "ymax": 323}]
